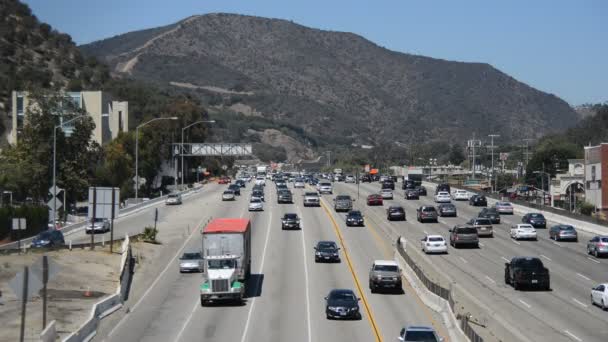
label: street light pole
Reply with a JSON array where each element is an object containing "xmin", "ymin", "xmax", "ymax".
[
  {"xmin": 135, "ymin": 117, "xmax": 179, "ymax": 200},
  {"xmin": 488, "ymin": 134, "xmax": 499, "ymax": 193},
  {"xmin": 181, "ymin": 120, "xmax": 215, "ymax": 189}
]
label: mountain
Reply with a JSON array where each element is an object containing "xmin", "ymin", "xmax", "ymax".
[
  {"xmin": 0, "ymin": 0, "xmax": 109, "ymax": 145},
  {"xmin": 81, "ymin": 13, "xmax": 579, "ymax": 149}
]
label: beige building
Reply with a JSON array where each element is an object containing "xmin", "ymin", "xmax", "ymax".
[{"xmin": 9, "ymin": 90, "xmax": 128, "ymax": 145}]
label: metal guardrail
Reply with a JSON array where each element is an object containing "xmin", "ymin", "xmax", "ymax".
[{"xmin": 397, "ymin": 244, "xmax": 484, "ymax": 342}]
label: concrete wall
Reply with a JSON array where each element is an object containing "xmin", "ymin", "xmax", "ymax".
[{"xmin": 81, "ymin": 91, "xmax": 103, "ymax": 146}]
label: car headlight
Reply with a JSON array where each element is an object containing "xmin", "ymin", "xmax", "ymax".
[
  {"xmin": 375, "ymin": 275, "xmax": 382, "ymax": 280},
  {"xmin": 316, "ymin": 252, "xmax": 321, "ymax": 256},
  {"xmin": 328, "ymin": 306, "xmax": 338, "ymax": 311}
]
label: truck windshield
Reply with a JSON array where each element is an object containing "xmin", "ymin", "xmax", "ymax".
[{"xmin": 208, "ymin": 259, "xmax": 236, "ymax": 269}]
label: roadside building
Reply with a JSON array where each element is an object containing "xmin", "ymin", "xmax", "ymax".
[
  {"xmin": 549, "ymin": 159, "xmax": 585, "ymax": 210},
  {"xmin": 584, "ymin": 143, "xmax": 608, "ymax": 213},
  {"xmin": 9, "ymin": 90, "xmax": 128, "ymax": 146}
]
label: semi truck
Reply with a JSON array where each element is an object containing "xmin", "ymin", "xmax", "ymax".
[
  {"xmin": 200, "ymin": 218, "xmax": 251, "ymax": 305},
  {"xmin": 404, "ymin": 168, "xmax": 423, "ymax": 186}
]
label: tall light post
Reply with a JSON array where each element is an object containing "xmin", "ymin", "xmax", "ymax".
[
  {"xmin": 52, "ymin": 115, "xmax": 87, "ymax": 224},
  {"xmin": 488, "ymin": 134, "xmax": 500, "ymax": 193},
  {"xmin": 181, "ymin": 120, "xmax": 215, "ymax": 188},
  {"xmin": 533, "ymin": 165, "xmax": 550, "ymax": 208},
  {"xmin": 429, "ymin": 158, "xmax": 437, "ymax": 181},
  {"xmin": 135, "ymin": 117, "xmax": 178, "ymax": 200}
]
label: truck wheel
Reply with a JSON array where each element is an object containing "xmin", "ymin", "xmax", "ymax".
[
  {"xmin": 200, "ymin": 297, "xmax": 207, "ymax": 306},
  {"xmin": 504, "ymin": 275, "xmax": 510, "ymax": 285},
  {"xmin": 514, "ymin": 281, "xmax": 520, "ymax": 291}
]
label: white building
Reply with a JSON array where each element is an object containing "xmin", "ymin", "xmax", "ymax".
[{"xmin": 549, "ymin": 159, "xmax": 585, "ymax": 209}]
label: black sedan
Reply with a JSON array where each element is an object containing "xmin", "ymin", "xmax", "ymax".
[
  {"xmin": 438, "ymin": 203, "xmax": 457, "ymax": 217},
  {"xmin": 325, "ymin": 289, "xmax": 361, "ymax": 320},
  {"xmin": 346, "ymin": 210, "xmax": 365, "ymax": 226},
  {"xmin": 478, "ymin": 208, "xmax": 500, "ymax": 224},
  {"xmin": 522, "ymin": 213, "xmax": 547, "ymax": 228},
  {"xmin": 387, "ymin": 206, "xmax": 406, "ymax": 221},
  {"xmin": 416, "ymin": 186, "xmax": 427, "ymax": 196},
  {"xmin": 31, "ymin": 230, "xmax": 65, "ymax": 248},
  {"xmin": 281, "ymin": 213, "xmax": 300, "ymax": 230},
  {"xmin": 315, "ymin": 241, "xmax": 341, "ymax": 262},
  {"xmin": 405, "ymin": 189, "xmax": 419, "ymax": 200},
  {"xmin": 227, "ymin": 184, "xmax": 241, "ymax": 196},
  {"xmin": 469, "ymin": 194, "xmax": 487, "ymax": 206}
]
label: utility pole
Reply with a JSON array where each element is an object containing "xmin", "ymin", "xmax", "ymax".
[
  {"xmin": 467, "ymin": 137, "xmax": 481, "ymax": 180},
  {"xmin": 522, "ymin": 138, "xmax": 533, "ymax": 174},
  {"xmin": 488, "ymin": 134, "xmax": 500, "ymax": 192}
]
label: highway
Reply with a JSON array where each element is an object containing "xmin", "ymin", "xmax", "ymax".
[
  {"xmin": 332, "ymin": 181, "xmax": 608, "ymax": 342},
  {"xmin": 91, "ymin": 181, "xmax": 447, "ymax": 342}
]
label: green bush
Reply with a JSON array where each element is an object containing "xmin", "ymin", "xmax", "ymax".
[
  {"xmin": 142, "ymin": 226, "xmax": 158, "ymax": 243},
  {"xmin": 0, "ymin": 205, "xmax": 49, "ymax": 241},
  {"xmin": 579, "ymin": 202, "xmax": 595, "ymax": 216}
]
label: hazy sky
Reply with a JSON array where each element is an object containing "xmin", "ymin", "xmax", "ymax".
[{"xmin": 23, "ymin": 0, "xmax": 607, "ymax": 105}]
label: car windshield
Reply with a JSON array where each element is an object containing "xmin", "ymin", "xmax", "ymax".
[
  {"xmin": 374, "ymin": 265, "xmax": 398, "ymax": 272},
  {"xmin": 485, "ymin": 208, "xmax": 498, "ymax": 214},
  {"xmin": 530, "ymin": 214, "xmax": 545, "ymax": 219},
  {"xmin": 336, "ymin": 195, "xmax": 350, "ymax": 200},
  {"xmin": 208, "ymin": 259, "xmax": 236, "ymax": 269},
  {"xmin": 475, "ymin": 219, "xmax": 491, "ymax": 225},
  {"xmin": 441, "ymin": 204, "xmax": 455, "ymax": 209},
  {"xmin": 600, "ymin": 237, "xmax": 608, "ymax": 243},
  {"xmin": 305, "ymin": 192, "xmax": 318, "ymax": 196},
  {"xmin": 330, "ymin": 292, "xmax": 356, "ymax": 301},
  {"xmin": 284, "ymin": 214, "xmax": 298, "ymax": 219},
  {"xmin": 181, "ymin": 253, "xmax": 201, "ymax": 260},
  {"xmin": 93, "ymin": 218, "xmax": 105, "ymax": 223},
  {"xmin": 320, "ymin": 183, "xmax": 331, "ymax": 186},
  {"xmin": 516, "ymin": 258, "xmax": 543, "ymax": 269},
  {"xmin": 438, "ymin": 192, "xmax": 449, "ymax": 196},
  {"xmin": 458, "ymin": 228, "xmax": 478, "ymax": 234},
  {"xmin": 390, "ymin": 207, "xmax": 404, "ymax": 212},
  {"xmin": 404, "ymin": 330, "xmax": 437, "ymax": 341},
  {"xmin": 223, "ymin": 191, "xmax": 233, "ymax": 194},
  {"xmin": 422, "ymin": 207, "xmax": 436, "ymax": 212},
  {"xmin": 428, "ymin": 237, "xmax": 444, "ymax": 242},
  {"xmin": 348, "ymin": 211, "xmax": 362, "ymax": 217},
  {"xmin": 168, "ymin": 194, "xmax": 179, "ymax": 198},
  {"xmin": 498, "ymin": 202, "xmax": 511, "ymax": 206},
  {"xmin": 519, "ymin": 225, "xmax": 534, "ymax": 230},
  {"xmin": 560, "ymin": 225, "xmax": 575, "ymax": 231},
  {"xmin": 318, "ymin": 242, "xmax": 337, "ymax": 250},
  {"xmin": 37, "ymin": 231, "xmax": 52, "ymax": 240},
  {"xmin": 250, "ymin": 198, "xmax": 261, "ymax": 203}
]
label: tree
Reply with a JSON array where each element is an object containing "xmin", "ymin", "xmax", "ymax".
[
  {"xmin": 448, "ymin": 144, "xmax": 465, "ymax": 165},
  {"xmin": 525, "ymin": 138, "xmax": 580, "ymax": 187}
]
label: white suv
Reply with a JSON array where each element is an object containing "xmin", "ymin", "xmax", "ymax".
[
  {"xmin": 434, "ymin": 191, "xmax": 451, "ymax": 203},
  {"xmin": 319, "ymin": 182, "xmax": 333, "ymax": 194},
  {"xmin": 452, "ymin": 190, "xmax": 469, "ymax": 201}
]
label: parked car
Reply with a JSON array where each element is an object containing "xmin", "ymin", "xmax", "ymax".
[
  {"xmin": 549, "ymin": 225, "xmax": 578, "ymax": 242},
  {"xmin": 281, "ymin": 213, "xmax": 300, "ymax": 230},
  {"xmin": 416, "ymin": 186, "xmax": 427, "ymax": 196},
  {"xmin": 324, "ymin": 289, "xmax": 360, "ymax": 320},
  {"xmin": 504, "ymin": 257, "xmax": 550, "ymax": 291},
  {"xmin": 420, "ymin": 235, "xmax": 448, "ymax": 254},
  {"xmin": 478, "ymin": 208, "xmax": 500, "ymax": 224},
  {"xmin": 469, "ymin": 194, "xmax": 487, "ymax": 206},
  {"xmin": 222, "ymin": 190, "xmax": 236, "ymax": 201},
  {"xmin": 85, "ymin": 218, "xmax": 110, "ymax": 234},
  {"xmin": 179, "ymin": 252, "xmax": 204, "ymax": 273},
  {"xmin": 449, "ymin": 225, "xmax": 479, "ymax": 248},
  {"xmin": 315, "ymin": 241, "xmax": 340, "ymax": 262},
  {"xmin": 510, "ymin": 224, "xmax": 537, "ymax": 240},
  {"xmin": 398, "ymin": 326, "xmax": 444, "ymax": 342},
  {"xmin": 346, "ymin": 210, "xmax": 364, "ymax": 227},
  {"xmin": 466, "ymin": 217, "xmax": 493, "ymax": 237},
  {"xmin": 381, "ymin": 189, "xmax": 394, "ymax": 199},
  {"xmin": 452, "ymin": 189, "xmax": 469, "ymax": 201},
  {"xmin": 386, "ymin": 206, "xmax": 406, "ymax": 221},
  {"xmin": 248, "ymin": 198, "xmax": 264, "ymax": 211},
  {"xmin": 165, "ymin": 193, "xmax": 182, "ymax": 205},
  {"xmin": 587, "ymin": 235, "xmax": 608, "ymax": 257},
  {"xmin": 303, "ymin": 192, "xmax": 320, "ymax": 207},
  {"xmin": 416, "ymin": 206, "xmax": 438, "ymax": 223},
  {"xmin": 31, "ymin": 230, "xmax": 65, "ymax": 248},
  {"xmin": 405, "ymin": 189, "xmax": 419, "ymax": 200},
  {"xmin": 590, "ymin": 283, "xmax": 608, "ymax": 310},
  {"xmin": 368, "ymin": 260, "xmax": 402, "ymax": 293},
  {"xmin": 367, "ymin": 194, "xmax": 383, "ymax": 206},
  {"xmin": 437, "ymin": 203, "xmax": 457, "ymax": 217},
  {"xmin": 434, "ymin": 191, "xmax": 451, "ymax": 203},
  {"xmin": 522, "ymin": 213, "xmax": 546, "ymax": 228},
  {"xmin": 494, "ymin": 201, "xmax": 514, "ymax": 214}
]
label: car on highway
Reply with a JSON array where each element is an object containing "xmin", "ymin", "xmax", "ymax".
[
  {"xmin": 494, "ymin": 201, "xmax": 514, "ymax": 214},
  {"xmin": 504, "ymin": 257, "xmax": 550, "ymax": 291},
  {"xmin": 434, "ymin": 191, "xmax": 451, "ymax": 203},
  {"xmin": 318, "ymin": 182, "xmax": 333, "ymax": 194},
  {"xmin": 303, "ymin": 192, "xmax": 320, "ymax": 207},
  {"xmin": 367, "ymin": 194, "xmax": 383, "ymax": 206},
  {"xmin": 294, "ymin": 178, "xmax": 306, "ymax": 188},
  {"xmin": 179, "ymin": 252, "xmax": 204, "ymax": 273},
  {"xmin": 386, "ymin": 206, "xmax": 406, "ymax": 221},
  {"xmin": 277, "ymin": 190, "xmax": 293, "ymax": 204},
  {"xmin": 252, "ymin": 189, "xmax": 265, "ymax": 201},
  {"xmin": 405, "ymin": 189, "xmax": 419, "ymax": 200},
  {"xmin": 276, "ymin": 180, "xmax": 287, "ymax": 188},
  {"xmin": 248, "ymin": 197, "xmax": 264, "ymax": 211},
  {"xmin": 522, "ymin": 213, "xmax": 546, "ymax": 228},
  {"xmin": 86, "ymin": 218, "xmax": 110, "ymax": 234},
  {"xmin": 222, "ymin": 190, "xmax": 236, "ymax": 201},
  {"xmin": 466, "ymin": 217, "xmax": 493, "ymax": 237},
  {"xmin": 368, "ymin": 260, "xmax": 402, "ymax": 293},
  {"xmin": 31, "ymin": 230, "xmax": 65, "ymax": 248},
  {"xmin": 416, "ymin": 185, "xmax": 427, "ymax": 196},
  {"xmin": 345, "ymin": 175, "xmax": 356, "ymax": 183},
  {"xmin": 254, "ymin": 177, "xmax": 265, "ymax": 186},
  {"xmin": 235, "ymin": 179, "xmax": 246, "ymax": 188},
  {"xmin": 549, "ymin": 224, "xmax": 578, "ymax": 242},
  {"xmin": 281, "ymin": 213, "xmax": 301, "ymax": 230},
  {"xmin": 381, "ymin": 189, "xmax": 394, "ymax": 199},
  {"xmin": 334, "ymin": 194, "xmax": 353, "ymax": 212},
  {"xmin": 478, "ymin": 207, "xmax": 500, "ymax": 224},
  {"xmin": 402, "ymin": 179, "xmax": 416, "ymax": 190},
  {"xmin": 452, "ymin": 189, "xmax": 469, "ymax": 201},
  {"xmin": 398, "ymin": 326, "xmax": 444, "ymax": 342},
  {"xmin": 587, "ymin": 235, "xmax": 608, "ymax": 257},
  {"xmin": 469, "ymin": 194, "xmax": 487, "ymax": 206},
  {"xmin": 416, "ymin": 206, "xmax": 438, "ymax": 223},
  {"xmin": 435, "ymin": 183, "xmax": 451, "ymax": 194},
  {"xmin": 218, "ymin": 177, "xmax": 231, "ymax": 184},
  {"xmin": 381, "ymin": 179, "xmax": 395, "ymax": 190},
  {"xmin": 590, "ymin": 283, "xmax": 608, "ymax": 310},
  {"xmin": 437, "ymin": 203, "xmax": 457, "ymax": 217},
  {"xmin": 420, "ymin": 235, "xmax": 448, "ymax": 254},
  {"xmin": 449, "ymin": 225, "xmax": 479, "ymax": 248},
  {"xmin": 315, "ymin": 241, "xmax": 341, "ymax": 262},
  {"xmin": 227, "ymin": 184, "xmax": 241, "ymax": 196},
  {"xmin": 325, "ymin": 289, "xmax": 360, "ymax": 319},
  {"xmin": 346, "ymin": 210, "xmax": 364, "ymax": 226},
  {"xmin": 360, "ymin": 174, "xmax": 372, "ymax": 183},
  {"xmin": 165, "ymin": 193, "xmax": 182, "ymax": 205},
  {"xmin": 510, "ymin": 224, "xmax": 537, "ymax": 240}
]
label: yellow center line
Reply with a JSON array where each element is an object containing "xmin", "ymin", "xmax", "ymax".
[{"xmin": 319, "ymin": 199, "xmax": 383, "ymax": 342}]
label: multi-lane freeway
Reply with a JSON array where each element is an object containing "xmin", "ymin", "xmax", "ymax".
[{"xmin": 89, "ymin": 181, "xmax": 447, "ymax": 342}]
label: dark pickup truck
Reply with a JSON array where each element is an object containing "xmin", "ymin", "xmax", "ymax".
[{"xmin": 504, "ymin": 257, "xmax": 550, "ymax": 291}]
